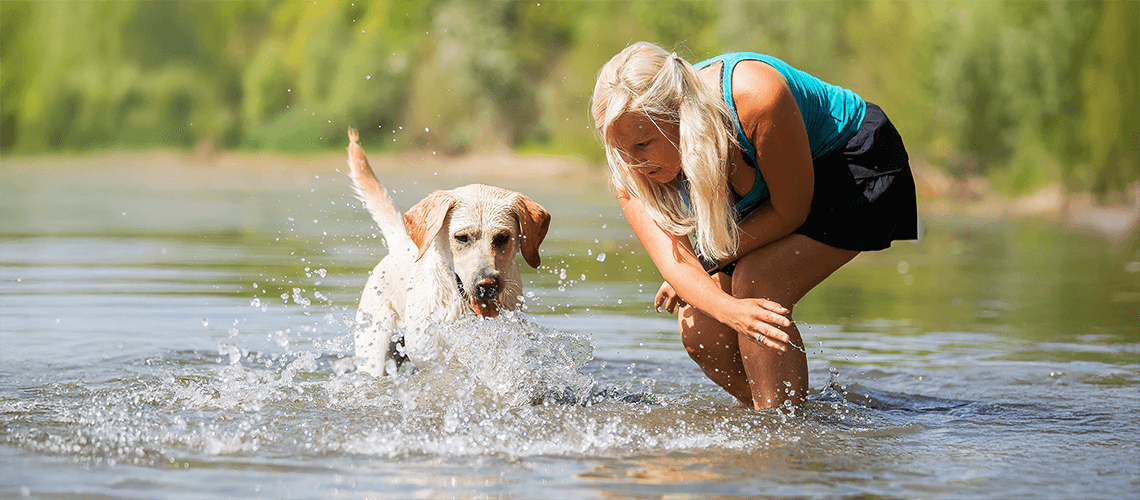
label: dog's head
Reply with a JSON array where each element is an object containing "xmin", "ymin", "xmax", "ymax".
[{"xmin": 403, "ymin": 184, "xmax": 550, "ymax": 318}]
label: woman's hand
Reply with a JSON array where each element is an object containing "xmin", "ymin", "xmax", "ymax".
[
  {"xmin": 654, "ymin": 281, "xmax": 685, "ymax": 313},
  {"xmin": 716, "ymin": 297, "xmax": 795, "ymax": 352}
]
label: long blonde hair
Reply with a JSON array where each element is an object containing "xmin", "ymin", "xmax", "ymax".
[{"xmin": 591, "ymin": 42, "xmax": 739, "ymax": 261}]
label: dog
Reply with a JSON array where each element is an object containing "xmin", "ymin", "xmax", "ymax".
[{"xmin": 345, "ymin": 129, "xmax": 551, "ymax": 376}]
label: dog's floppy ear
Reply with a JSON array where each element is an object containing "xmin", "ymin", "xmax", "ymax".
[
  {"xmin": 404, "ymin": 190, "xmax": 456, "ymax": 262},
  {"xmin": 513, "ymin": 194, "xmax": 550, "ymax": 269}
]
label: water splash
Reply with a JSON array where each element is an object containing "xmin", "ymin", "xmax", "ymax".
[
  {"xmin": 0, "ymin": 306, "xmax": 944, "ymax": 469},
  {"xmin": 425, "ymin": 312, "xmax": 596, "ymax": 405}
]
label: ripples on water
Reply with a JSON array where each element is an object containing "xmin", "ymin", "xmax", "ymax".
[
  {"xmin": 5, "ymin": 305, "xmax": 1136, "ymax": 499},
  {"xmin": 1, "ymin": 158, "xmax": 1138, "ymax": 499}
]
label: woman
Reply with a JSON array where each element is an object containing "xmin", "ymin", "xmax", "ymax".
[{"xmin": 591, "ymin": 42, "xmax": 916, "ymax": 409}]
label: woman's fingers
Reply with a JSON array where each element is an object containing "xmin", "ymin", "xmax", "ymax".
[
  {"xmin": 748, "ymin": 332, "xmax": 788, "ymax": 352},
  {"xmin": 661, "ymin": 283, "xmax": 684, "ymax": 314},
  {"xmin": 654, "ymin": 281, "xmax": 677, "ymax": 313},
  {"xmin": 742, "ymin": 299, "xmax": 792, "ymax": 327},
  {"xmin": 744, "ymin": 323, "xmax": 792, "ymax": 352},
  {"xmin": 759, "ymin": 308, "xmax": 792, "ymax": 328},
  {"xmin": 757, "ymin": 298, "xmax": 790, "ymax": 315},
  {"xmin": 667, "ymin": 294, "xmax": 685, "ymax": 313},
  {"xmin": 752, "ymin": 320, "xmax": 791, "ymax": 345},
  {"xmin": 728, "ymin": 298, "xmax": 795, "ymax": 351}
]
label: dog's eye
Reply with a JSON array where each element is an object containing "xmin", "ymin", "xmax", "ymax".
[
  {"xmin": 492, "ymin": 233, "xmax": 510, "ymax": 247},
  {"xmin": 454, "ymin": 234, "xmax": 470, "ymax": 244}
]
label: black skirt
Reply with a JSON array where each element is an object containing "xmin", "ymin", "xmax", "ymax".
[
  {"xmin": 792, "ymin": 102, "xmax": 917, "ymax": 251},
  {"xmin": 713, "ymin": 102, "xmax": 917, "ymax": 275}
]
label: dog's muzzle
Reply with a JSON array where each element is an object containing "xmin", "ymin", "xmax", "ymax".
[
  {"xmin": 456, "ymin": 273, "xmax": 502, "ymax": 318},
  {"xmin": 473, "ymin": 276, "xmax": 501, "ymax": 301},
  {"xmin": 454, "ymin": 273, "xmax": 501, "ymax": 303}
]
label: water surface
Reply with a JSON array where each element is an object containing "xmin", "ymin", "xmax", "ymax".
[{"xmin": 1, "ymin": 153, "xmax": 1138, "ymax": 499}]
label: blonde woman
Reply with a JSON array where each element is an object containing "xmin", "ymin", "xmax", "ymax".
[{"xmin": 591, "ymin": 42, "xmax": 916, "ymax": 409}]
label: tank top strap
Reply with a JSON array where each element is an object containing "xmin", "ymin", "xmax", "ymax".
[{"xmin": 694, "ymin": 54, "xmax": 759, "ymax": 168}]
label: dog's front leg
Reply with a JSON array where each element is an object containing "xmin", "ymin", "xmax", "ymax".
[
  {"xmin": 402, "ymin": 255, "xmax": 467, "ymax": 368},
  {"xmin": 354, "ymin": 306, "xmax": 404, "ymax": 377}
]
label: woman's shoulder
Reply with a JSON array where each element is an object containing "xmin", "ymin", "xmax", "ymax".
[{"xmin": 729, "ymin": 60, "xmax": 792, "ymax": 121}]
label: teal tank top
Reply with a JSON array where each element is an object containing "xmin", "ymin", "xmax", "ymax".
[{"xmin": 692, "ymin": 52, "xmax": 866, "ymax": 217}]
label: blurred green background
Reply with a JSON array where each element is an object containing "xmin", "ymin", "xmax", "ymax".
[{"xmin": 1, "ymin": 0, "xmax": 1137, "ymax": 196}]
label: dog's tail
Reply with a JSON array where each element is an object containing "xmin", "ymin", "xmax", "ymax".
[{"xmin": 347, "ymin": 128, "xmax": 412, "ymax": 249}]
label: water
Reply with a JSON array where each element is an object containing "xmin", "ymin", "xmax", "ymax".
[{"xmin": 1, "ymin": 153, "xmax": 1138, "ymax": 499}]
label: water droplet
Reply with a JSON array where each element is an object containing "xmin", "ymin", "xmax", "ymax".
[{"xmin": 596, "ymin": 252, "xmax": 607, "ymax": 262}]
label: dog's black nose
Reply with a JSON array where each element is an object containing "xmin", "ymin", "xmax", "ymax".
[{"xmin": 473, "ymin": 276, "xmax": 500, "ymax": 301}]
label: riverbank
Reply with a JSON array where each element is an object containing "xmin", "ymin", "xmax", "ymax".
[
  {"xmin": 911, "ymin": 161, "xmax": 1140, "ymax": 238},
  {"xmin": 4, "ymin": 148, "xmax": 1137, "ymax": 238}
]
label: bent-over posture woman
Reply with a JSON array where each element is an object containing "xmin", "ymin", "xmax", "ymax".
[{"xmin": 591, "ymin": 42, "xmax": 917, "ymax": 409}]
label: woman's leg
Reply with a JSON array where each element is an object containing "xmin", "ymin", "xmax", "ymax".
[
  {"xmin": 732, "ymin": 234, "xmax": 858, "ymax": 408},
  {"xmin": 678, "ymin": 234, "xmax": 857, "ymax": 408},
  {"xmin": 678, "ymin": 273, "xmax": 754, "ymax": 404}
]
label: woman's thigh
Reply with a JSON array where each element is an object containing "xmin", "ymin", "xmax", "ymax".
[{"xmin": 731, "ymin": 234, "xmax": 859, "ymax": 307}]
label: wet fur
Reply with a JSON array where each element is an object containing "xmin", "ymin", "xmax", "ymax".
[{"xmin": 345, "ymin": 129, "xmax": 550, "ymax": 376}]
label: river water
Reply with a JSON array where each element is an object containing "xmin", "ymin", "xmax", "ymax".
[{"xmin": 1, "ymin": 153, "xmax": 1137, "ymax": 499}]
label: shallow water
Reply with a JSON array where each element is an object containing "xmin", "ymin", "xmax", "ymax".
[{"xmin": 1, "ymin": 154, "xmax": 1138, "ymax": 499}]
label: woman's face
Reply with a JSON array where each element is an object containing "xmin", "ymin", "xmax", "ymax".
[{"xmin": 609, "ymin": 112, "xmax": 681, "ymax": 185}]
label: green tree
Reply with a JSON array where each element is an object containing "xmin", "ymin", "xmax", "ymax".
[
  {"xmin": 1079, "ymin": 0, "xmax": 1140, "ymax": 196},
  {"xmin": 1, "ymin": 0, "xmax": 1136, "ymax": 197}
]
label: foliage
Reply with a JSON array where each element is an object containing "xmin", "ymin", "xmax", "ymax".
[{"xmin": 1, "ymin": 0, "xmax": 1136, "ymax": 195}]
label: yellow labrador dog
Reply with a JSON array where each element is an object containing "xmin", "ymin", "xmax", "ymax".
[{"xmin": 345, "ymin": 129, "xmax": 550, "ymax": 376}]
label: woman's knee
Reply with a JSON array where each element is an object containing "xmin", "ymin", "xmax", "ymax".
[{"xmin": 678, "ymin": 305, "xmax": 738, "ymax": 357}]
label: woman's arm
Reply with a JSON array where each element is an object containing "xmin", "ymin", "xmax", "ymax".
[
  {"xmin": 706, "ymin": 61, "xmax": 815, "ymax": 270},
  {"xmin": 619, "ymin": 190, "xmax": 794, "ymax": 351}
]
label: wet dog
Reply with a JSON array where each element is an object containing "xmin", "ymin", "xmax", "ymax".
[{"xmin": 345, "ymin": 129, "xmax": 550, "ymax": 376}]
